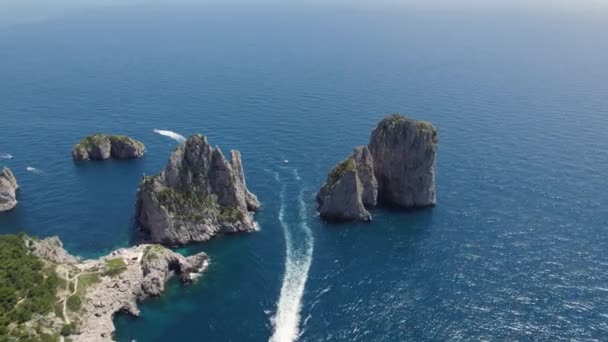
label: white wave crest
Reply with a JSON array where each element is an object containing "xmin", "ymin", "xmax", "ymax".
[
  {"xmin": 0, "ymin": 154, "xmax": 13, "ymax": 159},
  {"xmin": 153, "ymin": 129, "xmax": 186, "ymax": 143},
  {"xmin": 26, "ymin": 166, "xmax": 44, "ymax": 174},
  {"xmin": 270, "ymin": 169, "xmax": 314, "ymax": 342}
]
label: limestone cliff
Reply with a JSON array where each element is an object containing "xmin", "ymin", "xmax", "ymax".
[
  {"xmin": 317, "ymin": 114, "xmax": 438, "ymax": 222},
  {"xmin": 28, "ymin": 236, "xmax": 79, "ymax": 264},
  {"xmin": 369, "ymin": 114, "xmax": 438, "ymax": 207},
  {"xmin": 316, "ymin": 150, "xmax": 374, "ymax": 222},
  {"xmin": 136, "ymin": 134, "xmax": 260, "ymax": 245},
  {"xmin": 17, "ymin": 235, "xmax": 209, "ymax": 342},
  {"xmin": 0, "ymin": 167, "xmax": 19, "ymax": 211},
  {"xmin": 77, "ymin": 245, "xmax": 208, "ymax": 341},
  {"xmin": 72, "ymin": 134, "xmax": 145, "ymax": 161}
]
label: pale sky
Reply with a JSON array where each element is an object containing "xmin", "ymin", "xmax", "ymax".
[{"xmin": 1, "ymin": 0, "xmax": 606, "ymax": 28}]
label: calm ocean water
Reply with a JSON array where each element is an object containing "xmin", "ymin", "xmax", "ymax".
[{"xmin": 1, "ymin": 5, "xmax": 608, "ymax": 341}]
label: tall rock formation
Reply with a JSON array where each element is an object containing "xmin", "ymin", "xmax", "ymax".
[
  {"xmin": 0, "ymin": 167, "xmax": 19, "ymax": 211},
  {"xmin": 369, "ymin": 114, "xmax": 438, "ymax": 207},
  {"xmin": 136, "ymin": 134, "xmax": 260, "ymax": 245},
  {"xmin": 317, "ymin": 114, "xmax": 438, "ymax": 222},
  {"xmin": 72, "ymin": 134, "xmax": 145, "ymax": 161},
  {"xmin": 316, "ymin": 158, "xmax": 370, "ymax": 221}
]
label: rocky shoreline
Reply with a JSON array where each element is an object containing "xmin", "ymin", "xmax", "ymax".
[
  {"xmin": 25, "ymin": 236, "xmax": 209, "ymax": 342},
  {"xmin": 0, "ymin": 167, "xmax": 19, "ymax": 212}
]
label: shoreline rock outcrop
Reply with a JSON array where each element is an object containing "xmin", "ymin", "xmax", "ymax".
[
  {"xmin": 72, "ymin": 134, "xmax": 145, "ymax": 161},
  {"xmin": 18, "ymin": 235, "xmax": 209, "ymax": 342},
  {"xmin": 317, "ymin": 114, "xmax": 438, "ymax": 222},
  {"xmin": 136, "ymin": 134, "xmax": 260, "ymax": 245},
  {"xmin": 77, "ymin": 244, "xmax": 208, "ymax": 341},
  {"xmin": 28, "ymin": 235, "xmax": 79, "ymax": 264},
  {"xmin": 0, "ymin": 167, "xmax": 19, "ymax": 211}
]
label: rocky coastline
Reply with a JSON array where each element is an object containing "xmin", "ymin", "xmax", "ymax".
[
  {"xmin": 317, "ymin": 114, "xmax": 438, "ymax": 221},
  {"xmin": 20, "ymin": 235, "xmax": 209, "ymax": 342},
  {"xmin": 0, "ymin": 167, "xmax": 19, "ymax": 211},
  {"xmin": 72, "ymin": 134, "xmax": 145, "ymax": 161}
]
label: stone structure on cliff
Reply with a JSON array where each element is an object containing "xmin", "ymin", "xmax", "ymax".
[
  {"xmin": 136, "ymin": 134, "xmax": 260, "ymax": 245},
  {"xmin": 0, "ymin": 167, "xmax": 19, "ymax": 211},
  {"xmin": 72, "ymin": 134, "xmax": 145, "ymax": 161},
  {"xmin": 317, "ymin": 114, "xmax": 438, "ymax": 221}
]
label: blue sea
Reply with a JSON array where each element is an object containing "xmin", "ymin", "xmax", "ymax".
[{"xmin": 1, "ymin": 4, "xmax": 608, "ymax": 341}]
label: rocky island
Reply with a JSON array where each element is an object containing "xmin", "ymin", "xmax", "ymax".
[
  {"xmin": 0, "ymin": 167, "xmax": 19, "ymax": 212},
  {"xmin": 72, "ymin": 134, "xmax": 145, "ymax": 161},
  {"xmin": 136, "ymin": 134, "xmax": 260, "ymax": 245},
  {"xmin": 317, "ymin": 114, "xmax": 438, "ymax": 221},
  {"xmin": 0, "ymin": 233, "xmax": 208, "ymax": 342}
]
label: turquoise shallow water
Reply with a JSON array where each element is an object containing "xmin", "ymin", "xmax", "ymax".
[{"xmin": 1, "ymin": 5, "xmax": 608, "ymax": 341}]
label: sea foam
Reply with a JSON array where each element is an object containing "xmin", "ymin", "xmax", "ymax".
[
  {"xmin": 153, "ymin": 129, "xmax": 186, "ymax": 143},
  {"xmin": 270, "ymin": 169, "xmax": 314, "ymax": 342},
  {"xmin": 26, "ymin": 166, "xmax": 44, "ymax": 174}
]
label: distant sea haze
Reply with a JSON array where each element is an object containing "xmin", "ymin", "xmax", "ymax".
[{"xmin": 0, "ymin": 5, "xmax": 607, "ymax": 341}]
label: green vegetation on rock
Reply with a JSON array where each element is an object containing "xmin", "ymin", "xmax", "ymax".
[
  {"xmin": 156, "ymin": 188, "xmax": 220, "ymax": 222},
  {"xmin": 66, "ymin": 273, "xmax": 99, "ymax": 313},
  {"xmin": 219, "ymin": 205, "xmax": 245, "ymax": 222},
  {"xmin": 377, "ymin": 114, "xmax": 438, "ymax": 145},
  {"xmin": 327, "ymin": 157, "xmax": 356, "ymax": 187},
  {"xmin": 60, "ymin": 323, "xmax": 78, "ymax": 336},
  {"xmin": 109, "ymin": 135, "xmax": 132, "ymax": 143},
  {"xmin": 140, "ymin": 174, "xmax": 157, "ymax": 186},
  {"xmin": 66, "ymin": 295, "xmax": 81, "ymax": 312},
  {"xmin": 103, "ymin": 258, "xmax": 127, "ymax": 277},
  {"xmin": 0, "ymin": 234, "xmax": 60, "ymax": 337},
  {"xmin": 143, "ymin": 245, "xmax": 165, "ymax": 262},
  {"xmin": 76, "ymin": 133, "xmax": 106, "ymax": 149}
]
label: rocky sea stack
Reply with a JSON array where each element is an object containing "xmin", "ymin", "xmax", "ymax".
[
  {"xmin": 317, "ymin": 114, "xmax": 438, "ymax": 222},
  {"xmin": 0, "ymin": 167, "xmax": 19, "ymax": 211},
  {"xmin": 136, "ymin": 134, "xmax": 260, "ymax": 245},
  {"xmin": 72, "ymin": 134, "xmax": 145, "ymax": 161}
]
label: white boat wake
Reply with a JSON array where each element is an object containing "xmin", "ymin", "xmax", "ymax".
[
  {"xmin": 153, "ymin": 129, "xmax": 186, "ymax": 143},
  {"xmin": 270, "ymin": 169, "xmax": 314, "ymax": 342},
  {"xmin": 26, "ymin": 166, "xmax": 44, "ymax": 174},
  {"xmin": 0, "ymin": 154, "xmax": 13, "ymax": 159}
]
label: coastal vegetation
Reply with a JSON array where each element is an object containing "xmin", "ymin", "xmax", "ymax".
[
  {"xmin": 143, "ymin": 245, "xmax": 165, "ymax": 262},
  {"xmin": 76, "ymin": 134, "xmax": 106, "ymax": 149},
  {"xmin": 327, "ymin": 157, "xmax": 356, "ymax": 187},
  {"xmin": 0, "ymin": 234, "xmax": 60, "ymax": 339},
  {"xmin": 377, "ymin": 114, "xmax": 438, "ymax": 145},
  {"xmin": 0, "ymin": 232, "xmax": 209, "ymax": 340},
  {"xmin": 103, "ymin": 258, "xmax": 127, "ymax": 277}
]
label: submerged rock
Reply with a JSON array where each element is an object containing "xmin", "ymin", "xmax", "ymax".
[
  {"xmin": 0, "ymin": 167, "xmax": 19, "ymax": 211},
  {"xmin": 72, "ymin": 134, "xmax": 145, "ymax": 161},
  {"xmin": 317, "ymin": 114, "xmax": 438, "ymax": 222},
  {"xmin": 136, "ymin": 134, "xmax": 260, "ymax": 245}
]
